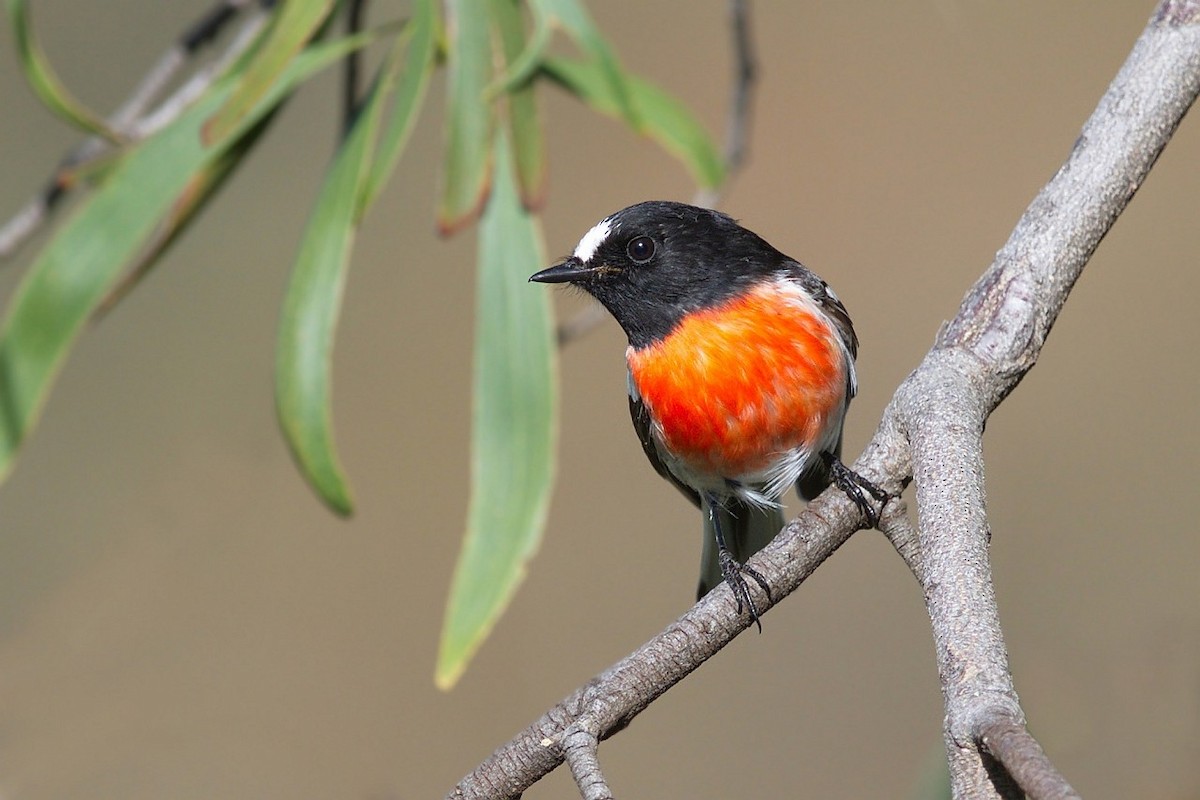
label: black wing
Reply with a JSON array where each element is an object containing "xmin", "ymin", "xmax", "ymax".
[
  {"xmin": 628, "ymin": 393, "xmax": 701, "ymax": 509},
  {"xmin": 788, "ymin": 261, "xmax": 858, "ymax": 500},
  {"xmin": 788, "ymin": 261, "xmax": 858, "ymax": 368}
]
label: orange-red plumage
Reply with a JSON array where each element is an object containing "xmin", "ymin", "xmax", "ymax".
[
  {"xmin": 530, "ymin": 200, "xmax": 886, "ymax": 624},
  {"xmin": 627, "ymin": 282, "xmax": 847, "ymax": 479}
]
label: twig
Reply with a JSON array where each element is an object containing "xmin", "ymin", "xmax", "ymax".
[
  {"xmin": 980, "ymin": 716, "xmax": 1080, "ymax": 800},
  {"xmin": 876, "ymin": 496, "xmax": 920, "ymax": 580},
  {"xmin": 446, "ymin": 473, "xmax": 896, "ymax": 800},
  {"xmin": 450, "ymin": 2, "xmax": 1200, "ymax": 797},
  {"xmin": 561, "ymin": 723, "xmax": 613, "ymax": 800},
  {"xmin": 0, "ymin": 0, "xmax": 272, "ymax": 259},
  {"xmin": 343, "ymin": 0, "xmax": 369, "ymax": 135},
  {"xmin": 692, "ymin": 0, "xmax": 756, "ymax": 210},
  {"xmin": 557, "ymin": 0, "xmax": 758, "ymax": 346},
  {"xmin": 553, "ymin": 304, "xmax": 606, "ymax": 346}
]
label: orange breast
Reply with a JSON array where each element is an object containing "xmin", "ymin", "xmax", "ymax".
[{"xmin": 627, "ymin": 283, "xmax": 847, "ymax": 479}]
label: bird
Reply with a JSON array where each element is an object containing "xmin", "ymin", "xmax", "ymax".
[{"xmin": 530, "ymin": 201, "xmax": 887, "ymax": 629}]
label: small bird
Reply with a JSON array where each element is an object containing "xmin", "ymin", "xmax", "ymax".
[{"xmin": 531, "ymin": 201, "xmax": 887, "ymax": 628}]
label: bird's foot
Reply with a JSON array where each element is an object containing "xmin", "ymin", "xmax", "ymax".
[
  {"xmin": 717, "ymin": 547, "xmax": 772, "ymax": 633},
  {"xmin": 822, "ymin": 452, "xmax": 891, "ymax": 528}
]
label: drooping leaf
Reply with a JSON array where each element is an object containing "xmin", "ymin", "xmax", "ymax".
[
  {"xmin": 7, "ymin": 0, "xmax": 121, "ymax": 140},
  {"xmin": 438, "ymin": 0, "xmax": 495, "ymax": 234},
  {"xmin": 517, "ymin": 0, "xmax": 639, "ymax": 129},
  {"xmin": 0, "ymin": 33, "xmax": 376, "ymax": 484},
  {"xmin": 543, "ymin": 56, "xmax": 724, "ymax": 189},
  {"xmin": 489, "ymin": 0, "xmax": 547, "ymax": 208},
  {"xmin": 203, "ymin": 0, "xmax": 336, "ymax": 144},
  {"xmin": 276, "ymin": 40, "xmax": 408, "ymax": 516},
  {"xmin": 436, "ymin": 131, "xmax": 556, "ymax": 690},
  {"xmin": 357, "ymin": 0, "xmax": 438, "ymax": 216},
  {"xmin": 485, "ymin": 5, "xmax": 550, "ymax": 98},
  {"xmin": 95, "ymin": 113, "xmax": 278, "ymax": 319}
]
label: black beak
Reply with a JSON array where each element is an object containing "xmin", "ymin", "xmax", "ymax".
[{"xmin": 529, "ymin": 257, "xmax": 595, "ymax": 284}]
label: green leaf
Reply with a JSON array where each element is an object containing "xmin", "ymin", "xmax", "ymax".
[
  {"xmin": 7, "ymin": 0, "xmax": 121, "ymax": 141},
  {"xmin": 0, "ymin": 34, "xmax": 374, "ymax": 485},
  {"xmin": 436, "ymin": 131, "xmax": 556, "ymax": 690},
  {"xmin": 96, "ymin": 115, "xmax": 277, "ymax": 319},
  {"xmin": 438, "ymin": 0, "xmax": 495, "ymax": 235},
  {"xmin": 524, "ymin": 0, "xmax": 638, "ymax": 129},
  {"xmin": 544, "ymin": 56, "xmax": 724, "ymax": 189},
  {"xmin": 276, "ymin": 40, "xmax": 407, "ymax": 516},
  {"xmin": 203, "ymin": 0, "xmax": 335, "ymax": 145},
  {"xmin": 357, "ymin": 0, "xmax": 438, "ymax": 216},
  {"xmin": 489, "ymin": 0, "xmax": 547, "ymax": 209},
  {"xmin": 485, "ymin": 5, "xmax": 550, "ymax": 96}
]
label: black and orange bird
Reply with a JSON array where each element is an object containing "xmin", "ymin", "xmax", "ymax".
[{"xmin": 531, "ymin": 201, "xmax": 887, "ymax": 628}]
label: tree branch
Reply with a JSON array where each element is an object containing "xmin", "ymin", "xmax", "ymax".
[
  {"xmin": 561, "ymin": 722, "xmax": 613, "ymax": 800},
  {"xmin": 451, "ymin": 2, "xmax": 1200, "ymax": 797},
  {"xmin": 0, "ymin": 0, "xmax": 271, "ymax": 259},
  {"xmin": 897, "ymin": 3, "xmax": 1200, "ymax": 794}
]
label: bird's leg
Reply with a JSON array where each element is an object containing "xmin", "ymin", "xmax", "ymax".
[
  {"xmin": 821, "ymin": 451, "xmax": 891, "ymax": 528},
  {"xmin": 705, "ymin": 492, "xmax": 772, "ymax": 632}
]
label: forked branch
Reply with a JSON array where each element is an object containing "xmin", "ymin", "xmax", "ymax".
[{"xmin": 449, "ymin": 2, "xmax": 1200, "ymax": 798}]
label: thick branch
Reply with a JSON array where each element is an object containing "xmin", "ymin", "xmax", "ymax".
[
  {"xmin": 452, "ymin": 3, "xmax": 1200, "ymax": 798},
  {"xmin": 896, "ymin": 4, "xmax": 1200, "ymax": 795}
]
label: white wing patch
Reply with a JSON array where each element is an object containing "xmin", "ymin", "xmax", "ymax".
[{"xmin": 573, "ymin": 217, "xmax": 613, "ymax": 263}]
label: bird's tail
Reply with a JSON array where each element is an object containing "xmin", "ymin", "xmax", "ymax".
[
  {"xmin": 696, "ymin": 425, "xmax": 845, "ymax": 599},
  {"xmin": 697, "ymin": 497, "xmax": 785, "ymax": 600}
]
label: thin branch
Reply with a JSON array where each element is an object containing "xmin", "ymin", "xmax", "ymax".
[
  {"xmin": 343, "ymin": 0, "xmax": 369, "ymax": 135},
  {"xmin": 876, "ymin": 496, "xmax": 921, "ymax": 580},
  {"xmin": 554, "ymin": 304, "xmax": 606, "ymax": 346},
  {"xmin": 447, "ymin": 440, "xmax": 910, "ymax": 799},
  {"xmin": 691, "ymin": 0, "xmax": 757, "ymax": 210},
  {"xmin": 561, "ymin": 723, "xmax": 613, "ymax": 800},
  {"xmin": 979, "ymin": 716, "xmax": 1081, "ymax": 800},
  {"xmin": 557, "ymin": 0, "xmax": 758, "ymax": 346},
  {"xmin": 450, "ymin": 3, "xmax": 1200, "ymax": 798},
  {"xmin": 0, "ymin": 0, "xmax": 271, "ymax": 259}
]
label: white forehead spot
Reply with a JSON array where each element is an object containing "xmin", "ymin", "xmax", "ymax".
[{"xmin": 572, "ymin": 217, "xmax": 614, "ymax": 263}]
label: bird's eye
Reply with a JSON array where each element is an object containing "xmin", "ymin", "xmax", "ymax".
[{"xmin": 626, "ymin": 236, "xmax": 656, "ymax": 264}]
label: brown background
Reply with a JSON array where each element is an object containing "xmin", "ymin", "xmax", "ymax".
[{"xmin": 1, "ymin": 1, "xmax": 1198, "ymax": 797}]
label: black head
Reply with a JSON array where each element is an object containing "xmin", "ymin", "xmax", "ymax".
[{"xmin": 529, "ymin": 201, "xmax": 791, "ymax": 348}]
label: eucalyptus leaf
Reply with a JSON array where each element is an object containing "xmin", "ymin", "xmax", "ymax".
[
  {"xmin": 7, "ymin": 0, "xmax": 121, "ymax": 140},
  {"xmin": 438, "ymin": 0, "xmax": 495, "ymax": 234},
  {"xmin": 0, "ymin": 33, "xmax": 379, "ymax": 484},
  {"xmin": 276, "ymin": 40, "xmax": 408, "ymax": 515},
  {"xmin": 436, "ymin": 131, "xmax": 556, "ymax": 689},
  {"xmin": 544, "ymin": 56, "xmax": 724, "ymax": 189}
]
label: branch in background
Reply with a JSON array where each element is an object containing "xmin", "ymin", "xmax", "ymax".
[
  {"xmin": 449, "ymin": 2, "xmax": 1200, "ymax": 797},
  {"xmin": 343, "ymin": 0, "xmax": 369, "ymax": 135},
  {"xmin": 556, "ymin": 0, "xmax": 758, "ymax": 346},
  {"xmin": 0, "ymin": 0, "xmax": 273, "ymax": 259},
  {"xmin": 691, "ymin": 0, "xmax": 755, "ymax": 210}
]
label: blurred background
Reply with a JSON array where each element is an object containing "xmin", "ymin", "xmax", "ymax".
[{"xmin": 1, "ymin": 1, "xmax": 1198, "ymax": 797}]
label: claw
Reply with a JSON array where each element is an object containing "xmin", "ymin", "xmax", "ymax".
[
  {"xmin": 705, "ymin": 491, "xmax": 773, "ymax": 631},
  {"xmin": 717, "ymin": 548, "xmax": 771, "ymax": 632},
  {"xmin": 821, "ymin": 452, "xmax": 891, "ymax": 529}
]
